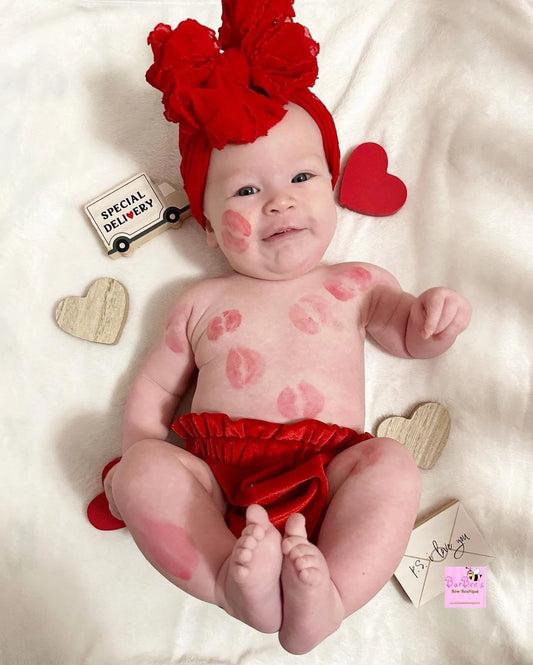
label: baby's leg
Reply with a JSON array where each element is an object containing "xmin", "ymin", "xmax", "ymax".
[
  {"xmin": 279, "ymin": 437, "xmax": 420, "ymax": 654},
  {"xmin": 111, "ymin": 439, "xmax": 282, "ymax": 633}
]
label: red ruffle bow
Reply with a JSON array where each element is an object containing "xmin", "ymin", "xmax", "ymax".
[{"xmin": 146, "ymin": 0, "xmax": 320, "ymax": 149}]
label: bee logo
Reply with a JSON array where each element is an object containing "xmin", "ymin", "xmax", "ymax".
[{"xmin": 466, "ymin": 567, "xmax": 482, "ymax": 581}]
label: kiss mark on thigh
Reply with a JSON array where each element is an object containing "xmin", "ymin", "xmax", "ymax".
[
  {"xmin": 226, "ymin": 346, "xmax": 266, "ymax": 389},
  {"xmin": 350, "ymin": 442, "xmax": 382, "ymax": 475},
  {"xmin": 140, "ymin": 520, "xmax": 199, "ymax": 581},
  {"xmin": 289, "ymin": 295, "xmax": 331, "ymax": 335},
  {"xmin": 222, "ymin": 210, "xmax": 252, "ymax": 254},
  {"xmin": 324, "ymin": 267, "xmax": 372, "ymax": 301},
  {"xmin": 278, "ymin": 381, "xmax": 325, "ymax": 419},
  {"xmin": 207, "ymin": 309, "xmax": 243, "ymax": 341}
]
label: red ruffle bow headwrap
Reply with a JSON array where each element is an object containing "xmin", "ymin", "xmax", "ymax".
[{"xmin": 146, "ymin": 0, "xmax": 340, "ymax": 227}]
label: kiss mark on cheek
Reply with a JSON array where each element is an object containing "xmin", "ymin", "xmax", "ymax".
[
  {"xmin": 226, "ymin": 347, "xmax": 266, "ymax": 389},
  {"xmin": 289, "ymin": 295, "xmax": 331, "ymax": 335},
  {"xmin": 140, "ymin": 520, "xmax": 199, "ymax": 581},
  {"xmin": 324, "ymin": 267, "xmax": 372, "ymax": 301},
  {"xmin": 278, "ymin": 382, "xmax": 325, "ymax": 420},
  {"xmin": 207, "ymin": 310, "xmax": 242, "ymax": 341},
  {"xmin": 222, "ymin": 210, "xmax": 252, "ymax": 254}
]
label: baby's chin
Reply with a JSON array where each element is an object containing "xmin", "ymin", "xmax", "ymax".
[
  {"xmin": 230, "ymin": 258, "xmax": 324, "ymax": 282},
  {"xmin": 221, "ymin": 231, "xmax": 331, "ymax": 281}
]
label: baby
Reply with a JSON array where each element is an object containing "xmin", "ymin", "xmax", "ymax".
[{"xmin": 98, "ymin": 2, "xmax": 471, "ymax": 655}]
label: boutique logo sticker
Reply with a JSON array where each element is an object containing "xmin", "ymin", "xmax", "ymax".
[{"xmin": 445, "ymin": 566, "xmax": 486, "ymax": 608}]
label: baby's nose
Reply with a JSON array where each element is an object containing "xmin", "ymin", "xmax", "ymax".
[{"xmin": 265, "ymin": 190, "xmax": 296, "ymax": 215}]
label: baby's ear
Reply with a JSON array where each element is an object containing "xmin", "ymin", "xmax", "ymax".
[{"xmin": 204, "ymin": 219, "xmax": 219, "ymax": 248}]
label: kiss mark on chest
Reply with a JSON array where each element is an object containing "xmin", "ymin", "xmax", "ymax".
[
  {"xmin": 278, "ymin": 381, "xmax": 325, "ymax": 420},
  {"xmin": 289, "ymin": 295, "xmax": 331, "ymax": 335},
  {"xmin": 226, "ymin": 346, "xmax": 266, "ymax": 389},
  {"xmin": 324, "ymin": 267, "xmax": 372, "ymax": 301},
  {"xmin": 222, "ymin": 210, "xmax": 252, "ymax": 254},
  {"xmin": 207, "ymin": 309, "xmax": 242, "ymax": 341}
]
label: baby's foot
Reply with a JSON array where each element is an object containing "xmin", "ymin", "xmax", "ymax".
[
  {"xmin": 279, "ymin": 513, "xmax": 345, "ymax": 654},
  {"xmin": 219, "ymin": 504, "xmax": 282, "ymax": 633}
]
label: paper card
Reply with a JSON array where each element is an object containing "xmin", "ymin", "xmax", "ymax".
[{"xmin": 394, "ymin": 500, "xmax": 495, "ymax": 607}]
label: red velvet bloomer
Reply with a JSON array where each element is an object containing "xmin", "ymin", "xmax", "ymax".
[{"xmin": 172, "ymin": 412, "xmax": 372, "ymax": 541}]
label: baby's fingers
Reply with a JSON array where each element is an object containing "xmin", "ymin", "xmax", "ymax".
[
  {"xmin": 420, "ymin": 291, "xmax": 447, "ymax": 339},
  {"xmin": 430, "ymin": 297, "xmax": 460, "ymax": 337}
]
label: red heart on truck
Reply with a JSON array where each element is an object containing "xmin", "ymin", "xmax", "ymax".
[{"xmin": 339, "ymin": 142, "xmax": 407, "ymax": 216}]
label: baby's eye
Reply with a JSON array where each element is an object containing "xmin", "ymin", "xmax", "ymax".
[
  {"xmin": 236, "ymin": 185, "xmax": 259, "ymax": 197},
  {"xmin": 292, "ymin": 173, "xmax": 313, "ymax": 183}
]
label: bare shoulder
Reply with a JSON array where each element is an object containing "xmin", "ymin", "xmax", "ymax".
[{"xmin": 321, "ymin": 261, "xmax": 401, "ymax": 292}]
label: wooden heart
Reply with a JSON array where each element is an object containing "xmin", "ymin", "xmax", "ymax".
[
  {"xmin": 339, "ymin": 142, "xmax": 407, "ymax": 216},
  {"xmin": 55, "ymin": 278, "xmax": 128, "ymax": 345},
  {"xmin": 376, "ymin": 402, "xmax": 451, "ymax": 469}
]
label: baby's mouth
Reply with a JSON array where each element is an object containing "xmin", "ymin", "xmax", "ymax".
[{"xmin": 263, "ymin": 227, "xmax": 303, "ymax": 242}]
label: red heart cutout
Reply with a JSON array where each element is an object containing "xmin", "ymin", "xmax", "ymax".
[
  {"xmin": 339, "ymin": 142, "xmax": 407, "ymax": 216},
  {"xmin": 127, "ymin": 211, "xmax": 134, "ymax": 219}
]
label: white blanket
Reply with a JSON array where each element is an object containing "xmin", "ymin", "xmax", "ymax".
[{"xmin": 2, "ymin": 0, "xmax": 532, "ymax": 662}]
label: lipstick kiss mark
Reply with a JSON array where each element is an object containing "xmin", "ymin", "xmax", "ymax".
[
  {"xmin": 226, "ymin": 347, "xmax": 265, "ymax": 389},
  {"xmin": 207, "ymin": 309, "xmax": 243, "ymax": 341},
  {"xmin": 222, "ymin": 210, "xmax": 252, "ymax": 254},
  {"xmin": 324, "ymin": 267, "xmax": 372, "ymax": 301},
  {"xmin": 165, "ymin": 329, "xmax": 184, "ymax": 354},
  {"xmin": 165, "ymin": 305, "xmax": 188, "ymax": 353},
  {"xmin": 141, "ymin": 520, "xmax": 199, "ymax": 581},
  {"xmin": 289, "ymin": 295, "xmax": 331, "ymax": 335},
  {"xmin": 278, "ymin": 381, "xmax": 325, "ymax": 420}
]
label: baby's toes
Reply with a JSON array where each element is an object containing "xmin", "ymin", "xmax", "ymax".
[
  {"xmin": 283, "ymin": 538, "xmax": 325, "ymax": 586},
  {"xmin": 241, "ymin": 522, "xmax": 266, "ymax": 543},
  {"xmin": 294, "ymin": 556, "xmax": 322, "ymax": 585},
  {"xmin": 234, "ymin": 535, "xmax": 258, "ymax": 564}
]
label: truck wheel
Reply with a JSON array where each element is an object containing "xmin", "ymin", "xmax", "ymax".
[
  {"xmin": 113, "ymin": 237, "xmax": 130, "ymax": 253},
  {"xmin": 163, "ymin": 207, "xmax": 181, "ymax": 225}
]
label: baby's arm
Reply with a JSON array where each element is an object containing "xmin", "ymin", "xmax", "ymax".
[
  {"xmin": 365, "ymin": 266, "xmax": 471, "ymax": 359},
  {"xmin": 122, "ymin": 300, "xmax": 196, "ymax": 452},
  {"xmin": 104, "ymin": 298, "xmax": 196, "ymax": 518}
]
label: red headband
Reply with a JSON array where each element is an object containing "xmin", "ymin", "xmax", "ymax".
[{"xmin": 146, "ymin": 0, "xmax": 340, "ymax": 227}]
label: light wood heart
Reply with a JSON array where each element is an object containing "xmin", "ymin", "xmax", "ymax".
[
  {"xmin": 376, "ymin": 402, "xmax": 451, "ymax": 469},
  {"xmin": 55, "ymin": 278, "xmax": 128, "ymax": 345}
]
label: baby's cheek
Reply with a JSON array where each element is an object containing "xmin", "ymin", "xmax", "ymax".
[
  {"xmin": 324, "ymin": 267, "xmax": 372, "ymax": 301},
  {"xmin": 221, "ymin": 210, "xmax": 252, "ymax": 254}
]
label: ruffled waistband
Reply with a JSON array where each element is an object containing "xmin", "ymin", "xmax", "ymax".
[{"xmin": 172, "ymin": 412, "xmax": 371, "ymax": 465}]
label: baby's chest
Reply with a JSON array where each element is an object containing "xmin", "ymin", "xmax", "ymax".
[{"xmin": 192, "ymin": 290, "xmax": 362, "ymax": 373}]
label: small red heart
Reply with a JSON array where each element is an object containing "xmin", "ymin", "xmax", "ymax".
[
  {"xmin": 339, "ymin": 142, "xmax": 407, "ymax": 217},
  {"xmin": 127, "ymin": 211, "xmax": 134, "ymax": 219}
]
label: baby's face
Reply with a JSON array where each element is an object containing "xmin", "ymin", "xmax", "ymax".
[{"xmin": 203, "ymin": 103, "xmax": 337, "ymax": 281}]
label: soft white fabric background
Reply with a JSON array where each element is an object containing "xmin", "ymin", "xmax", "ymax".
[{"xmin": 1, "ymin": 0, "xmax": 532, "ymax": 663}]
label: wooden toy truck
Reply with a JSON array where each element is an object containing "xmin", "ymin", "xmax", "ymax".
[{"xmin": 85, "ymin": 173, "xmax": 192, "ymax": 257}]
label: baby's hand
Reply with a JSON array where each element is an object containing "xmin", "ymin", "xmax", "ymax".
[{"xmin": 410, "ymin": 288, "xmax": 471, "ymax": 341}]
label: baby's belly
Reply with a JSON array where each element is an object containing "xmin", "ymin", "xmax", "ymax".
[{"xmin": 191, "ymin": 357, "xmax": 367, "ymax": 432}]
